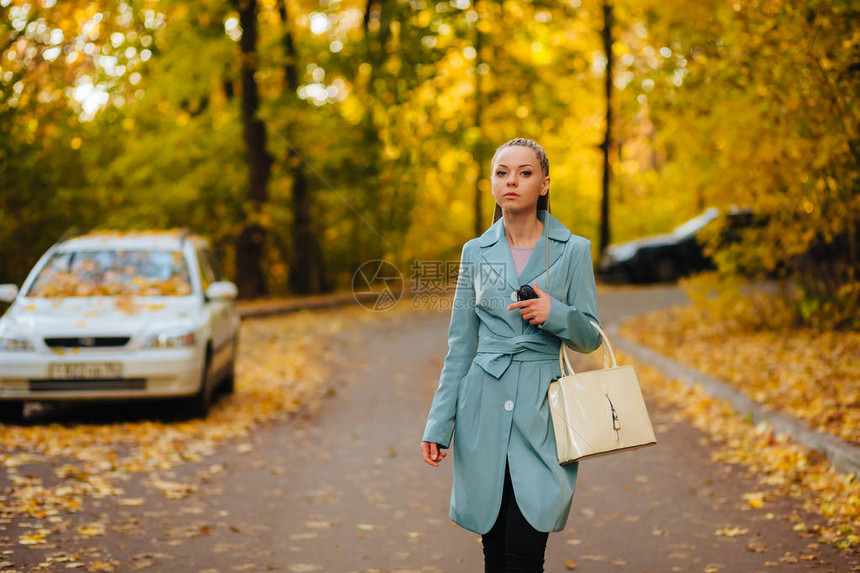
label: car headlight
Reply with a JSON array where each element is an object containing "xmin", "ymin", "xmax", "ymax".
[
  {"xmin": 143, "ymin": 330, "xmax": 196, "ymax": 349},
  {"xmin": 0, "ymin": 336, "xmax": 34, "ymax": 351}
]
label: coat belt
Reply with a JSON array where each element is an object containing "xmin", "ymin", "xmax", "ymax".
[{"xmin": 474, "ymin": 334, "xmax": 560, "ymax": 379}]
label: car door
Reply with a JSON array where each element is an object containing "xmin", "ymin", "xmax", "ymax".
[{"xmin": 195, "ymin": 247, "xmax": 233, "ymax": 373}]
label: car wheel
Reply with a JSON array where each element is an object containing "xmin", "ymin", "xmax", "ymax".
[
  {"xmin": 655, "ymin": 258, "xmax": 678, "ymax": 283},
  {"xmin": 218, "ymin": 357, "xmax": 236, "ymax": 395},
  {"xmin": 219, "ymin": 343, "xmax": 236, "ymax": 396},
  {"xmin": 618, "ymin": 269, "xmax": 635, "ymax": 284},
  {"xmin": 185, "ymin": 350, "xmax": 213, "ymax": 419},
  {"xmin": 0, "ymin": 401, "xmax": 25, "ymax": 424}
]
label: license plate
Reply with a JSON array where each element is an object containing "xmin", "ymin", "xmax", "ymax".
[{"xmin": 49, "ymin": 362, "xmax": 123, "ymax": 380}]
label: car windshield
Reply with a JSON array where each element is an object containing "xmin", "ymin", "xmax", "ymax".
[
  {"xmin": 672, "ymin": 209, "xmax": 719, "ymax": 237},
  {"xmin": 26, "ymin": 249, "xmax": 192, "ymax": 298}
]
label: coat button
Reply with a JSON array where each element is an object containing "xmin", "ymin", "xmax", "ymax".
[{"xmin": 504, "ymin": 400, "xmax": 514, "ymax": 412}]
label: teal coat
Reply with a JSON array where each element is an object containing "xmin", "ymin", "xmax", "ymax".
[{"xmin": 422, "ymin": 209, "xmax": 602, "ymax": 535}]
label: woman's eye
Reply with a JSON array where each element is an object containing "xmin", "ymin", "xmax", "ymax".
[
  {"xmin": 495, "ymin": 170, "xmax": 506, "ymax": 177},
  {"xmin": 520, "ymin": 171, "xmax": 532, "ymax": 177}
]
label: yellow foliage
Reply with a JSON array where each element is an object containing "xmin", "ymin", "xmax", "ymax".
[{"xmin": 679, "ymin": 272, "xmax": 799, "ymax": 330}]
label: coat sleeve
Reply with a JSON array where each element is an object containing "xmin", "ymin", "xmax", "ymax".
[
  {"xmin": 539, "ymin": 238, "xmax": 603, "ymax": 353},
  {"xmin": 422, "ymin": 241, "xmax": 480, "ymax": 448}
]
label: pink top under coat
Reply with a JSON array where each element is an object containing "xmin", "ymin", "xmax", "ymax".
[{"xmin": 509, "ymin": 245, "xmax": 535, "ymax": 279}]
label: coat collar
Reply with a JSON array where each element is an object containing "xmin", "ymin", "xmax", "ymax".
[
  {"xmin": 477, "ymin": 210, "xmax": 571, "ymax": 293},
  {"xmin": 477, "ymin": 209, "xmax": 571, "ymax": 247}
]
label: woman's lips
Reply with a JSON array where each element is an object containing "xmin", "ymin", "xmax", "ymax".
[{"xmin": 503, "ymin": 192, "xmax": 519, "ymax": 198}]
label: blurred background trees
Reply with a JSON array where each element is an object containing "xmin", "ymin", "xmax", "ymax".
[{"xmin": 0, "ymin": 0, "xmax": 856, "ymax": 328}]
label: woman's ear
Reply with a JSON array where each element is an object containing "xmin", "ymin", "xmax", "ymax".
[{"xmin": 541, "ymin": 176, "xmax": 550, "ymax": 195}]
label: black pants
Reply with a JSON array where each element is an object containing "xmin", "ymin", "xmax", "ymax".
[{"xmin": 481, "ymin": 461, "xmax": 549, "ymax": 573}]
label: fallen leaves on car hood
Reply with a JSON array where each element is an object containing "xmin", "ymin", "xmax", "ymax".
[
  {"xmin": 4, "ymin": 297, "xmax": 192, "ymax": 334},
  {"xmin": 29, "ymin": 271, "xmax": 192, "ymax": 298}
]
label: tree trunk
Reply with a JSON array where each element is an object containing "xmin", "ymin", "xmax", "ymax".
[
  {"xmin": 599, "ymin": 0, "xmax": 614, "ymax": 255},
  {"xmin": 287, "ymin": 167, "xmax": 326, "ymax": 293},
  {"xmin": 233, "ymin": 0, "xmax": 271, "ymax": 298},
  {"xmin": 277, "ymin": 0, "xmax": 329, "ymax": 294},
  {"xmin": 473, "ymin": 7, "xmax": 485, "ymax": 236}
]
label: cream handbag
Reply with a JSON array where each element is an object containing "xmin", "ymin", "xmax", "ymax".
[{"xmin": 547, "ymin": 320, "xmax": 657, "ymax": 464}]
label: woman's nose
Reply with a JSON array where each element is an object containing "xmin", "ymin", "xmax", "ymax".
[{"xmin": 507, "ymin": 177, "xmax": 517, "ymax": 187}]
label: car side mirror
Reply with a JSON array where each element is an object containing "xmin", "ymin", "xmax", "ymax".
[
  {"xmin": 0, "ymin": 284, "xmax": 19, "ymax": 303},
  {"xmin": 205, "ymin": 281, "xmax": 238, "ymax": 301}
]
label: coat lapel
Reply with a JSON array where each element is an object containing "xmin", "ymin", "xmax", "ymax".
[
  {"xmin": 477, "ymin": 220, "xmax": 519, "ymax": 293},
  {"xmin": 519, "ymin": 210, "xmax": 571, "ymax": 287},
  {"xmin": 477, "ymin": 210, "xmax": 571, "ymax": 294}
]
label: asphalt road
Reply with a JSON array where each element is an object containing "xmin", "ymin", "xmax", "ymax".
[{"xmin": 2, "ymin": 285, "xmax": 858, "ymax": 572}]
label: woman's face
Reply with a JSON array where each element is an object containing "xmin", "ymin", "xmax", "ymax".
[{"xmin": 491, "ymin": 146, "xmax": 549, "ymax": 215}]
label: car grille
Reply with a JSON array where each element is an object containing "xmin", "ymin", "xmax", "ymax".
[
  {"xmin": 29, "ymin": 379, "xmax": 146, "ymax": 391},
  {"xmin": 44, "ymin": 337, "xmax": 131, "ymax": 348}
]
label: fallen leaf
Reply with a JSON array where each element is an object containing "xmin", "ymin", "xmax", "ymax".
[
  {"xmin": 715, "ymin": 526, "xmax": 749, "ymax": 537},
  {"xmin": 742, "ymin": 492, "xmax": 765, "ymax": 509},
  {"xmin": 77, "ymin": 523, "xmax": 106, "ymax": 538},
  {"xmin": 18, "ymin": 531, "xmax": 48, "ymax": 545}
]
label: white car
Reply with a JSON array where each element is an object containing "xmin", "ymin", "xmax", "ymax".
[{"xmin": 0, "ymin": 230, "xmax": 240, "ymax": 421}]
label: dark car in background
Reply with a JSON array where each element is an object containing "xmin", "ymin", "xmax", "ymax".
[{"xmin": 597, "ymin": 207, "xmax": 754, "ymax": 283}]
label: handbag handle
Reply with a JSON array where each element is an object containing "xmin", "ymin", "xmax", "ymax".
[{"xmin": 558, "ymin": 320, "xmax": 618, "ymax": 376}]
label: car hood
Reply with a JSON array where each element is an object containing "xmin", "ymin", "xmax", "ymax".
[
  {"xmin": 0, "ymin": 297, "xmax": 200, "ymax": 337},
  {"xmin": 608, "ymin": 233, "xmax": 679, "ymax": 253}
]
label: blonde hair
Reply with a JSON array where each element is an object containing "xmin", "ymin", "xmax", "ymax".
[{"xmin": 491, "ymin": 138, "xmax": 549, "ymax": 178}]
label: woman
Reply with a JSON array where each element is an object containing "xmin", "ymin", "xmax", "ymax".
[{"xmin": 420, "ymin": 138, "xmax": 603, "ymax": 572}]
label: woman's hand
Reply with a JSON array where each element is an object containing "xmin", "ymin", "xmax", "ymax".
[
  {"xmin": 421, "ymin": 441, "xmax": 448, "ymax": 467},
  {"xmin": 506, "ymin": 282, "xmax": 551, "ymax": 327}
]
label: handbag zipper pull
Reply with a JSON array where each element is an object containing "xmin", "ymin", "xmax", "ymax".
[{"xmin": 606, "ymin": 395, "xmax": 621, "ymax": 431}]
